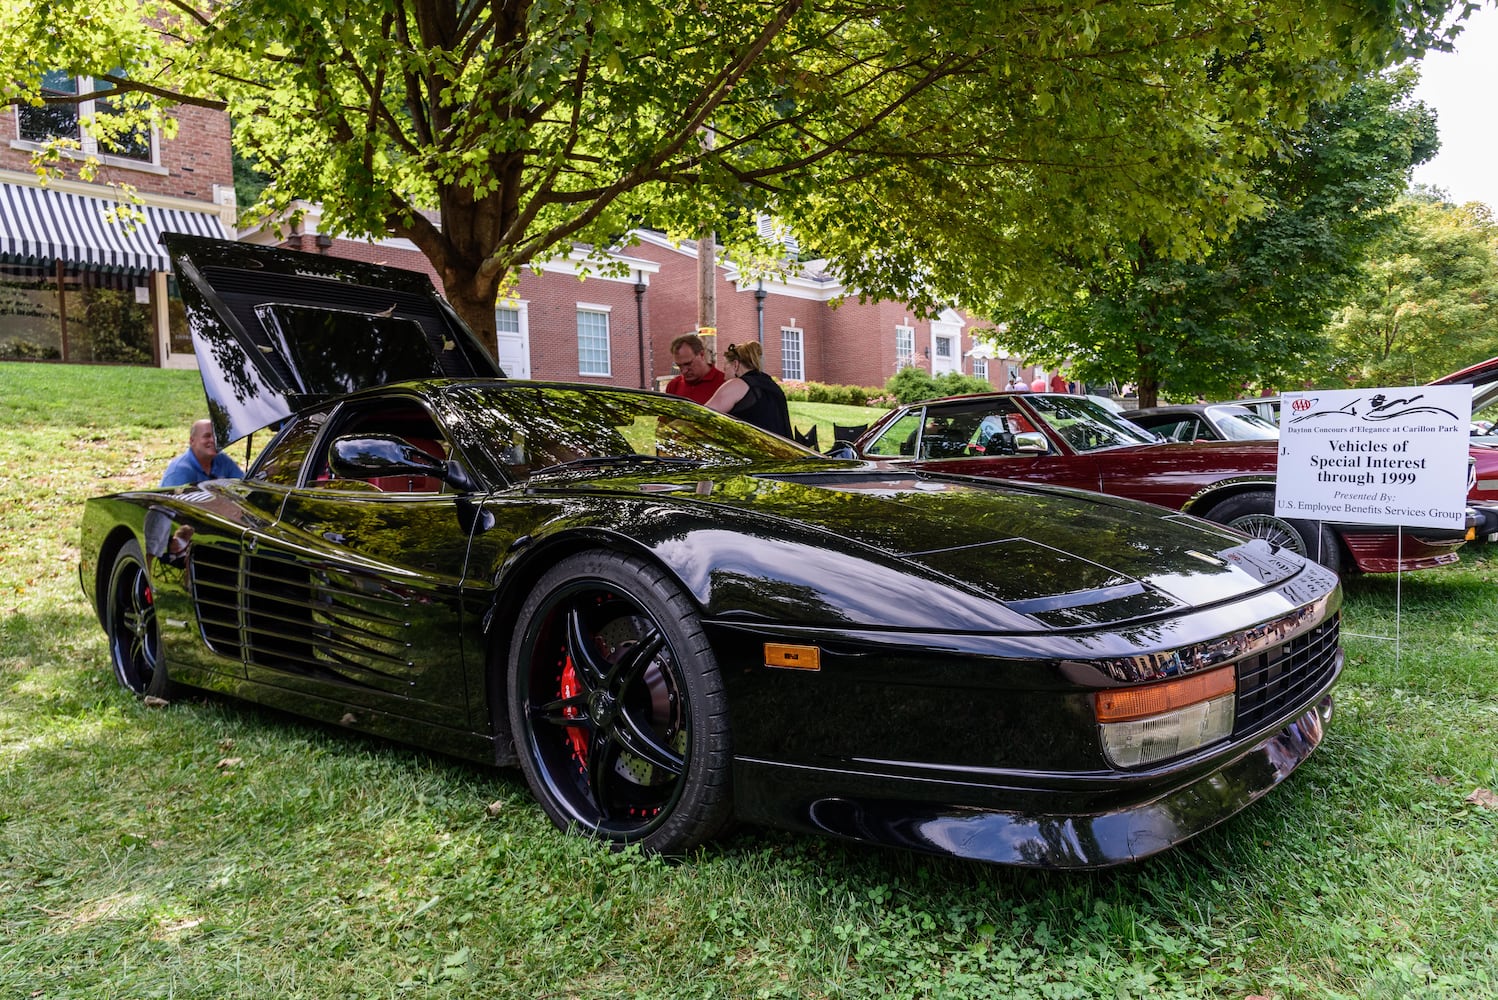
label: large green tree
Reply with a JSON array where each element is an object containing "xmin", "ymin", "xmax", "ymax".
[
  {"xmin": 972, "ymin": 67, "xmax": 1443, "ymax": 407},
  {"xmin": 0, "ymin": 1, "xmax": 1460, "ymax": 351},
  {"xmin": 1327, "ymin": 193, "xmax": 1498, "ymax": 385}
]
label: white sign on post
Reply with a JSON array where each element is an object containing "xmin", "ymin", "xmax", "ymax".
[{"xmin": 1275, "ymin": 386, "xmax": 1472, "ymax": 530}]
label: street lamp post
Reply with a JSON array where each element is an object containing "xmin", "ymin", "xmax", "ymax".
[{"xmin": 755, "ymin": 280, "xmax": 766, "ymax": 345}]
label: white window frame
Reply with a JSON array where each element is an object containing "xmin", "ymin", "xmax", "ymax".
[
  {"xmin": 895, "ymin": 324, "xmax": 915, "ymax": 368},
  {"xmin": 496, "ymin": 304, "xmax": 524, "ymax": 335},
  {"xmin": 12, "ymin": 72, "xmax": 162, "ymax": 171},
  {"xmin": 781, "ymin": 326, "xmax": 804, "ymax": 381},
  {"xmin": 973, "ymin": 357, "xmax": 988, "ymax": 381},
  {"xmin": 576, "ymin": 304, "xmax": 612, "ymax": 377},
  {"xmin": 494, "ymin": 300, "xmax": 531, "ymax": 379}
]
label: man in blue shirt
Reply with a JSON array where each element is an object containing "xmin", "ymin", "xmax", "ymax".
[{"xmin": 160, "ymin": 419, "xmax": 244, "ymax": 487}]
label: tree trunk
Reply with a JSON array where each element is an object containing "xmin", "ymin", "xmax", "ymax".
[
  {"xmin": 1134, "ymin": 340, "xmax": 1160, "ymax": 408},
  {"xmin": 698, "ymin": 230, "xmax": 716, "ymax": 332},
  {"xmin": 1136, "ymin": 375, "xmax": 1160, "ymax": 409},
  {"xmin": 442, "ymin": 270, "xmax": 503, "ymax": 362}
]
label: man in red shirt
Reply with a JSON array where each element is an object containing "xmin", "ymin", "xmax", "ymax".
[
  {"xmin": 665, "ymin": 333, "xmax": 726, "ymax": 404},
  {"xmin": 1049, "ymin": 372, "xmax": 1069, "ymax": 394}
]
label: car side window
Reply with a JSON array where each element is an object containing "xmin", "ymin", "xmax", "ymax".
[
  {"xmin": 310, "ymin": 401, "xmax": 453, "ymax": 494},
  {"xmin": 246, "ymin": 411, "xmax": 328, "ymax": 485},
  {"xmin": 864, "ymin": 412, "xmax": 925, "ymax": 457},
  {"xmin": 917, "ymin": 401, "xmax": 1023, "ymax": 459},
  {"xmin": 1151, "ymin": 418, "xmax": 1190, "ymax": 442}
]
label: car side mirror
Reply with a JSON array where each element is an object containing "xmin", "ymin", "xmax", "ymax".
[
  {"xmin": 328, "ymin": 435, "xmax": 478, "ymax": 492},
  {"xmin": 1014, "ymin": 431, "xmax": 1049, "ymax": 454}
]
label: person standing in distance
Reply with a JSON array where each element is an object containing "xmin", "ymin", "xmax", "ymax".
[
  {"xmin": 664, "ymin": 333, "xmax": 726, "ymax": 405},
  {"xmin": 161, "ymin": 419, "xmax": 244, "ymax": 487}
]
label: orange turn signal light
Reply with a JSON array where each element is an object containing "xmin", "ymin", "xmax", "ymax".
[
  {"xmin": 764, "ymin": 643, "xmax": 821, "ymax": 671},
  {"xmin": 1093, "ymin": 667, "xmax": 1235, "ymax": 723}
]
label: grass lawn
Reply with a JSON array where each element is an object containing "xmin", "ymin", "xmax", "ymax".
[
  {"xmin": 785, "ymin": 400, "xmax": 890, "ymax": 452},
  {"xmin": 1, "ymin": 359, "xmax": 1495, "ymax": 999}
]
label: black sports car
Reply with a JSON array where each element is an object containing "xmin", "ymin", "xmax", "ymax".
[{"xmin": 79, "ymin": 235, "xmax": 1344, "ymax": 868}]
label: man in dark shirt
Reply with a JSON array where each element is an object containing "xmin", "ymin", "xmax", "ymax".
[{"xmin": 664, "ymin": 333, "xmax": 726, "ymax": 405}]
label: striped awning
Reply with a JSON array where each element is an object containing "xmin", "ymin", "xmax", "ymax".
[{"xmin": 0, "ymin": 181, "xmax": 230, "ymax": 273}]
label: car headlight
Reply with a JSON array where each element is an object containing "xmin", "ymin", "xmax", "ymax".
[{"xmin": 1094, "ymin": 667, "xmax": 1236, "ymax": 768}]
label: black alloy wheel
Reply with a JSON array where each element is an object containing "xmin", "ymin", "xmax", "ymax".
[
  {"xmin": 105, "ymin": 540, "xmax": 172, "ymax": 698},
  {"xmin": 508, "ymin": 551, "xmax": 732, "ymax": 853}
]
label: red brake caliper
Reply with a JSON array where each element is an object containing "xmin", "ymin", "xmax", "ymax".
[{"xmin": 560, "ymin": 655, "xmax": 588, "ymax": 766}]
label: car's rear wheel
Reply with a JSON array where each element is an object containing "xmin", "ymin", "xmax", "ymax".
[
  {"xmin": 1206, "ymin": 490, "xmax": 1343, "ymax": 575},
  {"xmin": 104, "ymin": 540, "xmax": 173, "ymax": 698},
  {"xmin": 507, "ymin": 551, "xmax": 732, "ymax": 853}
]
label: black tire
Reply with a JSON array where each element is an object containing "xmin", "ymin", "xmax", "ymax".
[
  {"xmin": 1205, "ymin": 490, "xmax": 1343, "ymax": 575},
  {"xmin": 507, "ymin": 551, "xmax": 733, "ymax": 853},
  {"xmin": 104, "ymin": 540, "xmax": 173, "ymax": 699}
]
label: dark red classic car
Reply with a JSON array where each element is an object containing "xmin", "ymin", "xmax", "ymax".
[
  {"xmin": 853, "ymin": 391, "xmax": 1474, "ymax": 575},
  {"xmin": 1430, "ymin": 356, "xmax": 1498, "ymax": 539}
]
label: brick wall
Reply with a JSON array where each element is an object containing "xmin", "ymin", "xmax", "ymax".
[
  {"xmin": 515, "ymin": 268, "xmax": 651, "ymax": 388},
  {"xmin": 626, "ymin": 236, "xmax": 1002, "ymax": 390},
  {"xmin": 309, "ymin": 230, "xmax": 1015, "ymax": 393},
  {"xmin": 1, "ymin": 102, "xmax": 232, "ymax": 201}
]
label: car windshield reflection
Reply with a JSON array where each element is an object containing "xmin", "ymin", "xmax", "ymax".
[
  {"xmin": 1209, "ymin": 406, "xmax": 1279, "ymax": 440},
  {"xmin": 1024, "ymin": 395, "xmax": 1159, "ymax": 452},
  {"xmin": 438, "ymin": 384, "xmax": 814, "ymax": 482}
]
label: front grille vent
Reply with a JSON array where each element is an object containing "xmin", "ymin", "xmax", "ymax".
[{"xmin": 1234, "ymin": 613, "xmax": 1341, "ymax": 735}]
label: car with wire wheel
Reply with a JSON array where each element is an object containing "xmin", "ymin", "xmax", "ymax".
[
  {"xmin": 80, "ymin": 235, "xmax": 1349, "ymax": 869},
  {"xmin": 852, "ymin": 391, "xmax": 1475, "ymax": 576}
]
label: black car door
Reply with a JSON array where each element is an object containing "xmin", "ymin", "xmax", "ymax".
[{"xmin": 237, "ymin": 397, "xmax": 480, "ymax": 728}]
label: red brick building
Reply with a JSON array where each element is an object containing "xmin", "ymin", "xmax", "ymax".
[
  {"xmin": 0, "ymin": 80, "xmax": 235, "ymax": 367},
  {"xmin": 249, "ymin": 207, "xmax": 1038, "ymax": 392}
]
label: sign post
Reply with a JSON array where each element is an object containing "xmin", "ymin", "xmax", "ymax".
[{"xmin": 1275, "ymin": 385, "xmax": 1473, "ymax": 663}]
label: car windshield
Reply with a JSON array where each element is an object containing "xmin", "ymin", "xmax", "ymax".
[
  {"xmin": 1023, "ymin": 395, "xmax": 1159, "ymax": 452},
  {"xmin": 433, "ymin": 383, "xmax": 815, "ymax": 482},
  {"xmin": 1207, "ymin": 405, "xmax": 1279, "ymax": 440}
]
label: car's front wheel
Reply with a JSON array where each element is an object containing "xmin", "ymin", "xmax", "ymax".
[
  {"xmin": 104, "ymin": 539, "xmax": 173, "ymax": 699},
  {"xmin": 1206, "ymin": 490, "xmax": 1343, "ymax": 575},
  {"xmin": 507, "ymin": 551, "xmax": 733, "ymax": 853}
]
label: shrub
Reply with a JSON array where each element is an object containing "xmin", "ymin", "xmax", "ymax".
[
  {"xmin": 780, "ymin": 379, "xmax": 886, "ymax": 407},
  {"xmin": 0, "ymin": 339, "xmax": 62, "ymax": 360},
  {"xmin": 884, "ymin": 368, "xmax": 994, "ymax": 404},
  {"xmin": 885, "ymin": 366, "xmax": 940, "ymax": 404},
  {"xmin": 935, "ymin": 372, "xmax": 995, "ymax": 397}
]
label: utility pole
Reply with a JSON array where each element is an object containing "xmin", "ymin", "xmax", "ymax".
[{"xmin": 696, "ymin": 127, "xmax": 717, "ymax": 360}]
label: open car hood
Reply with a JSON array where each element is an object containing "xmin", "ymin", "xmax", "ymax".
[{"xmin": 165, "ymin": 234, "xmax": 502, "ymax": 443}]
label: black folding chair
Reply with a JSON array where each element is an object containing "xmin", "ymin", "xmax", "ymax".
[
  {"xmin": 792, "ymin": 425, "xmax": 819, "ymax": 450},
  {"xmin": 832, "ymin": 422, "xmax": 869, "ymax": 446},
  {"xmin": 827, "ymin": 422, "xmax": 869, "ymax": 458}
]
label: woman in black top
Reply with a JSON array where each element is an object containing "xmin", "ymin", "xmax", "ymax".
[{"xmin": 705, "ymin": 341, "xmax": 792, "ymax": 438}]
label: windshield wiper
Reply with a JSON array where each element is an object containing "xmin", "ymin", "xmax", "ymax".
[{"xmin": 530, "ymin": 454, "xmax": 705, "ymax": 476}]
